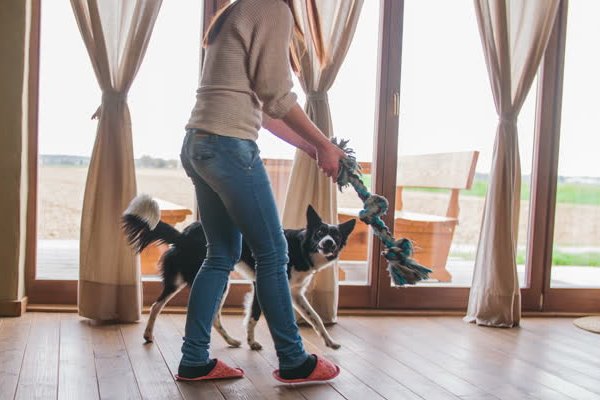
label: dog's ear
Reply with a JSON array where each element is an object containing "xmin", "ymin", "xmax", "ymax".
[
  {"xmin": 339, "ymin": 219, "xmax": 356, "ymax": 239},
  {"xmin": 306, "ymin": 204, "xmax": 322, "ymax": 227}
]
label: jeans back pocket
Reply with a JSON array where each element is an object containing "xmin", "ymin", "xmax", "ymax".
[{"xmin": 226, "ymin": 138, "xmax": 260, "ymax": 170}]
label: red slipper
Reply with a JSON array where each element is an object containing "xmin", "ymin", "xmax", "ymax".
[
  {"xmin": 272, "ymin": 355, "xmax": 340, "ymax": 384},
  {"xmin": 175, "ymin": 359, "xmax": 244, "ymax": 381}
]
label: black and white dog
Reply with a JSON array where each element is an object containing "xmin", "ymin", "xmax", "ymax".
[{"xmin": 122, "ymin": 195, "xmax": 356, "ymax": 350}]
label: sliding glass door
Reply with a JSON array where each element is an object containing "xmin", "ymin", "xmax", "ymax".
[
  {"xmin": 31, "ymin": 0, "xmax": 595, "ymax": 314},
  {"xmin": 377, "ymin": 0, "xmax": 542, "ymax": 309},
  {"xmin": 539, "ymin": 0, "xmax": 600, "ymax": 312}
]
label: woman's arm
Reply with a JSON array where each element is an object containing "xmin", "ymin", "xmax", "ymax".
[
  {"xmin": 262, "ymin": 113, "xmax": 317, "ymax": 160},
  {"xmin": 280, "ymin": 103, "xmax": 346, "ymax": 180}
]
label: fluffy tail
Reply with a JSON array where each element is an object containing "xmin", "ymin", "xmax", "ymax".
[{"xmin": 121, "ymin": 194, "xmax": 182, "ymax": 253}]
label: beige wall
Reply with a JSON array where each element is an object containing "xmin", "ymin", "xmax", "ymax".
[{"xmin": 0, "ymin": 0, "xmax": 31, "ymax": 310}]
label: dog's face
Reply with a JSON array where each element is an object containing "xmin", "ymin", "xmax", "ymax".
[{"xmin": 305, "ymin": 205, "xmax": 356, "ymax": 261}]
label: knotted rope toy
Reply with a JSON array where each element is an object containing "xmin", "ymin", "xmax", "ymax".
[{"xmin": 333, "ymin": 138, "xmax": 432, "ymax": 286}]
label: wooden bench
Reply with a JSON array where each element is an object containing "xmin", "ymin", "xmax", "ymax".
[
  {"xmin": 337, "ymin": 151, "xmax": 479, "ymax": 282},
  {"xmin": 140, "ymin": 198, "xmax": 192, "ymax": 275}
]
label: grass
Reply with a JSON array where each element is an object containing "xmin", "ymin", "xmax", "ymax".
[
  {"xmin": 451, "ymin": 249, "xmax": 600, "ymax": 267},
  {"xmin": 463, "ymin": 180, "xmax": 600, "ymax": 206},
  {"xmin": 360, "ymin": 174, "xmax": 600, "ymax": 206}
]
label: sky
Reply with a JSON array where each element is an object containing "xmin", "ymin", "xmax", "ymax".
[{"xmin": 38, "ymin": 1, "xmax": 600, "ymax": 178}]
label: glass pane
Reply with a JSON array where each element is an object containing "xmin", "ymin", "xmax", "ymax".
[
  {"xmin": 37, "ymin": 1, "xmax": 203, "ymax": 281},
  {"xmin": 394, "ymin": 0, "xmax": 536, "ymax": 287},
  {"xmin": 550, "ymin": 1, "xmax": 600, "ymax": 288},
  {"xmin": 331, "ymin": 0, "xmax": 379, "ymax": 285},
  {"xmin": 129, "ymin": 2, "xmax": 202, "ymax": 280},
  {"xmin": 37, "ymin": 1, "xmax": 97, "ymax": 280}
]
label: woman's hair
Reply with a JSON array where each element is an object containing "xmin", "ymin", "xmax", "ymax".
[
  {"xmin": 203, "ymin": 0, "xmax": 326, "ymax": 73},
  {"xmin": 202, "ymin": 2, "xmax": 239, "ymax": 47}
]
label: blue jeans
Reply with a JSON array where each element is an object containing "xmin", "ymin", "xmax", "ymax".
[{"xmin": 179, "ymin": 129, "xmax": 309, "ymax": 369}]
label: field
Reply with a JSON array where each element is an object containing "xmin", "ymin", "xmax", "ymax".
[{"xmin": 38, "ymin": 166, "xmax": 600, "ymax": 266}]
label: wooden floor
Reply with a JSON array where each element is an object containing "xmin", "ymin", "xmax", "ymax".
[{"xmin": 1, "ymin": 313, "xmax": 599, "ymax": 400}]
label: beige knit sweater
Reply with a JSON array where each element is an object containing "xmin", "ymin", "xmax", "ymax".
[{"xmin": 186, "ymin": 0, "xmax": 297, "ymax": 141}]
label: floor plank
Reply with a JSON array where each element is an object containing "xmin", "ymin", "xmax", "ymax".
[
  {"xmin": 57, "ymin": 314, "xmax": 100, "ymax": 400},
  {"xmin": 0, "ymin": 315, "xmax": 32, "ymax": 400},
  {"xmin": 14, "ymin": 313, "xmax": 60, "ymax": 400},
  {"xmin": 120, "ymin": 321, "xmax": 184, "ymax": 400},
  {"xmin": 428, "ymin": 317, "xmax": 600, "ymax": 399},
  {"xmin": 339, "ymin": 317, "xmax": 496, "ymax": 399},
  {"xmin": 90, "ymin": 322, "xmax": 142, "ymax": 400}
]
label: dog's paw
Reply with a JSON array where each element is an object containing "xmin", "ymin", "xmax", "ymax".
[
  {"xmin": 226, "ymin": 338, "xmax": 242, "ymax": 348},
  {"xmin": 326, "ymin": 341, "xmax": 341, "ymax": 350},
  {"xmin": 248, "ymin": 341, "xmax": 263, "ymax": 351},
  {"xmin": 143, "ymin": 333, "xmax": 154, "ymax": 343}
]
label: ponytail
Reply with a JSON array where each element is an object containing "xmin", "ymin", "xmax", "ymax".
[{"xmin": 203, "ymin": 2, "xmax": 238, "ymax": 48}]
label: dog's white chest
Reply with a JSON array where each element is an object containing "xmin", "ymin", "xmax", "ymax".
[{"xmin": 309, "ymin": 253, "xmax": 335, "ymax": 272}]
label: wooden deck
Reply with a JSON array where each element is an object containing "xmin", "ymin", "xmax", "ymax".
[
  {"xmin": 37, "ymin": 240, "xmax": 600, "ymax": 288},
  {"xmin": 1, "ymin": 313, "xmax": 599, "ymax": 399}
]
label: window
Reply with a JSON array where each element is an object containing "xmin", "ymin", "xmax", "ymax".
[{"xmin": 35, "ymin": 1, "xmax": 203, "ymax": 284}]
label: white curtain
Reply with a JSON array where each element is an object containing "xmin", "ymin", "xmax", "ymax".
[
  {"xmin": 72, "ymin": 0, "xmax": 162, "ymax": 322},
  {"xmin": 282, "ymin": 0, "xmax": 363, "ymax": 323},
  {"xmin": 465, "ymin": 0, "xmax": 559, "ymax": 327}
]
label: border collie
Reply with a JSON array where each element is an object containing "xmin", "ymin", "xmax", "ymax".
[{"xmin": 122, "ymin": 195, "xmax": 356, "ymax": 350}]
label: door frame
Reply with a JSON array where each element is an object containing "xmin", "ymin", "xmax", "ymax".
[{"xmin": 535, "ymin": 0, "xmax": 600, "ymax": 313}]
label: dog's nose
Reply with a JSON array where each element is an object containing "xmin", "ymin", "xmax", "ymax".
[{"xmin": 323, "ymin": 239, "xmax": 336, "ymax": 250}]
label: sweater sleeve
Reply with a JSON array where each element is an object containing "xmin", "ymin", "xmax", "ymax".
[{"xmin": 247, "ymin": 2, "xmax": 297, "ymax": 118}]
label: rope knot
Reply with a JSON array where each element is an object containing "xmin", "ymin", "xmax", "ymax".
[{"xmin": 331, "ymin": 137, "xmax": 432, "ymax": 286}]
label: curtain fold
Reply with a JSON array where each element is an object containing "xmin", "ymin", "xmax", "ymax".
[
  {"xmin": 465, "ymin": 0, "xmax": 559, "ymax": 327},
  {"xmin": 72, "ymin": 0, "xmax": 162, "ymax": 322},
  {"xmin": 282, "ymin": 0, "xmax": 363, "ymax": 324}
]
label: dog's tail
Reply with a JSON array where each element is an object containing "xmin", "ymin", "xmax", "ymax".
[{"xmin": 121, "ymin": 194, "xmax": 182, "ymax": 253}]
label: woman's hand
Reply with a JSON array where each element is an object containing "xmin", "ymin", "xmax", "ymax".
[
  {"xmin": 280, "ymin": 104, "xmax": 346, "ymax": 180},
  {"xmin": 315, "ymin": 140, "xmax": 346, "ymax": 181}
]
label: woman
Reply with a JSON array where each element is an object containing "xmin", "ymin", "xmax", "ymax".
[{"xmin": 177, "ymin": 0, "xmax": 345, "ymax": 383}]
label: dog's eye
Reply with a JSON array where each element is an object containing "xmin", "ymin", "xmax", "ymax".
[{"xmin": 316, "ymin": 227, "xmax": 327, "ymax": 237}]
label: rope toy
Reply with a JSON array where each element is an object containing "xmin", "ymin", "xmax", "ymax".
[{"xmin": 333, "ymin": 138, "xmax": 432, "ymax": 286}]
